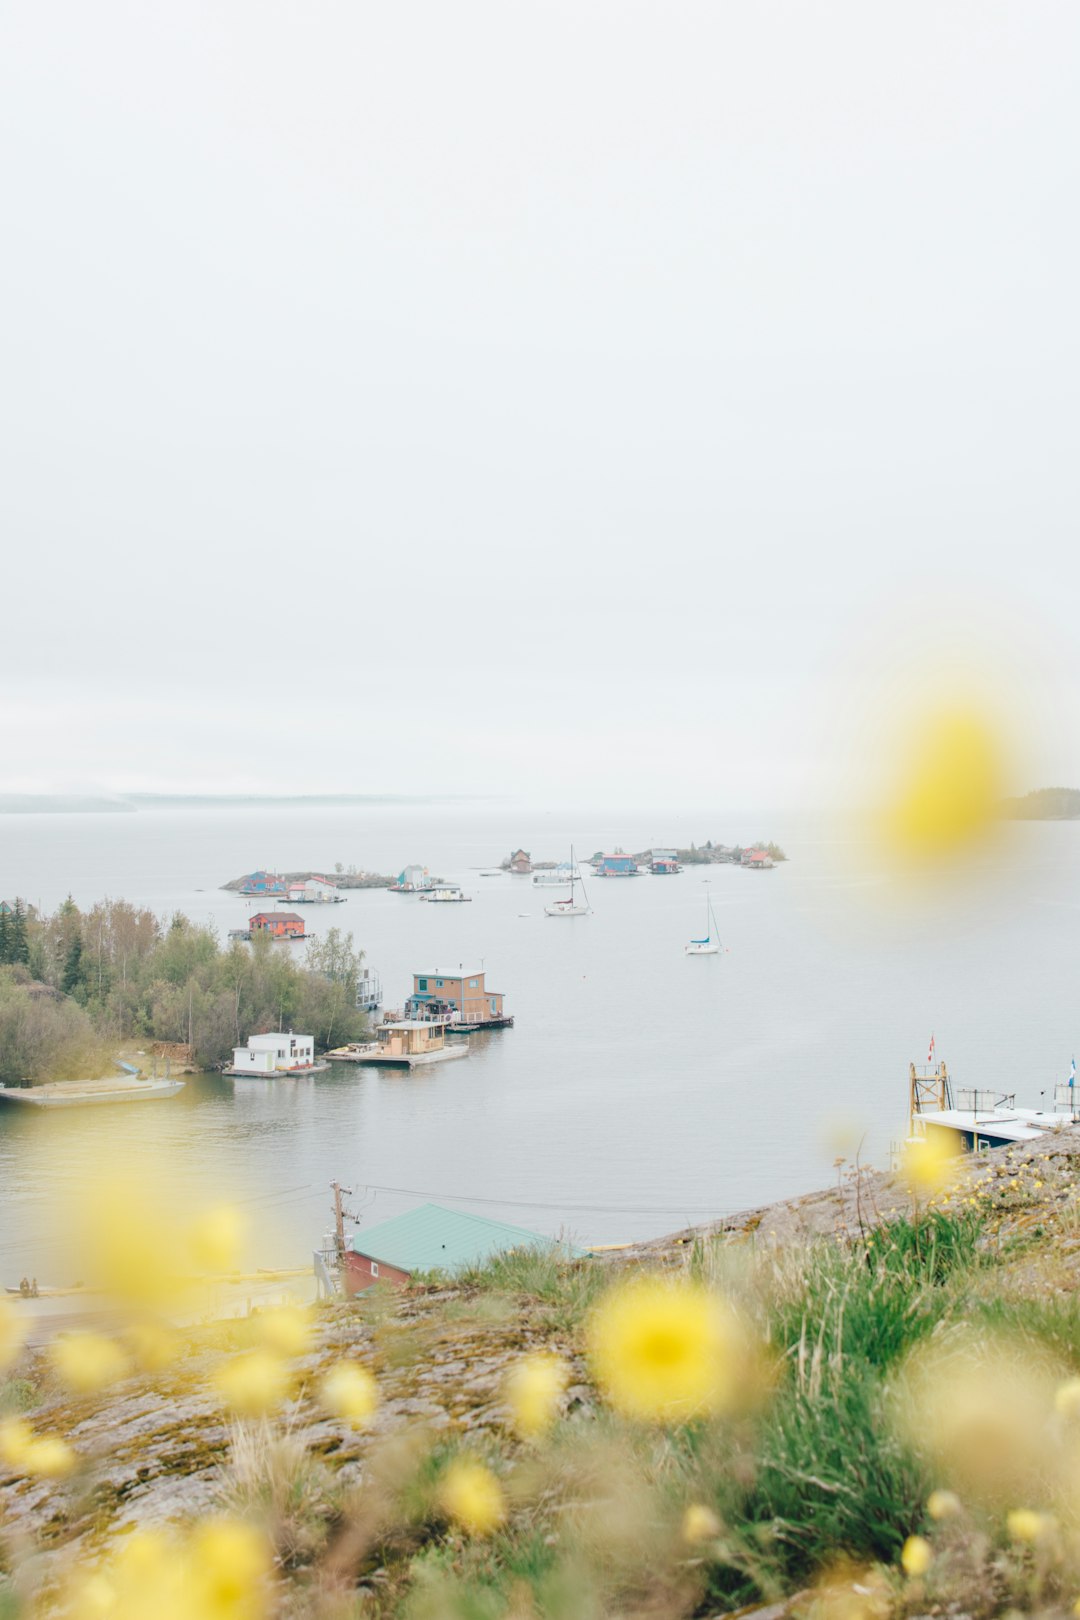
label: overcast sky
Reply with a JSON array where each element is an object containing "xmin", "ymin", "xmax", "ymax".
[{"xmin": 3, "ymin": 3, "xmax": 1079, "ymax": 808}]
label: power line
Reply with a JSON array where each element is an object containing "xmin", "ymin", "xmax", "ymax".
[{"xmin": 354, "ymin": 1181, "xmax": 735, "ymax": 1219}]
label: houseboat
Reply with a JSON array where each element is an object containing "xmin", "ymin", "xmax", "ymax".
[
  {"xmin": 405, "ymin": 968, "xmax": 513, "ymax": 1031},
  {"xmin": 286, "ymin": 877, "xmax": 345, "ymax": 904},
  {"xmin": 249, "ymin": 911, "xmax": 307, "ymax": 940},
  {"xmin": 389, "ymin": 865, "xmax": 439, "ymax": 893},
  {"xmin": 905, "ymin": 1059, "xmax": 1060, "ymax": 1154},
  {"xmin": 326, "ymin": 1020, "xmax": 469, "ymax": 1069},
  {"xmin": 224, "ymin": 1031, "xmax": 326, "ymax": 1077},
  {"xmin": 0, "ymin": 1063, "xmax": 184, "ymax": 1109},
  {"xmin": 594, "ymin": 854, "xmax": 641, "ymax": 878},
  {"xmin": 235, "ymin": 871, "xmax": 287, "ymax": 897},
  {"xmin": 741, "ymin": 849, "xmax": 775, "ymax": 870},
  {"xmin": 420, "ymin": 885, "xmax": 472, "ymax": 903},
  {"xmin": 650, "ymin": 848, "xmax": 682, "ymax": 874}
]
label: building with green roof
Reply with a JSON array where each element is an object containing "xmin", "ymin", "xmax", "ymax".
[{"xmin": 344, "ymin": 1202, "xmax": 580, "ymax": 1294}]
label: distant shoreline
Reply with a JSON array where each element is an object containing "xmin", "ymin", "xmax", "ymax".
[{"xmin": 0, "ymin": 792, "xmax": 477, "ymax": 815}]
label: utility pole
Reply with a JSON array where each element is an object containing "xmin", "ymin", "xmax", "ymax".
[{"xmin": 330, "ymin": 1180, "xmax": 355, "ymax": 1262}]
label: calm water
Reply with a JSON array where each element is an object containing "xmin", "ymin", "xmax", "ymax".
[{"xmin": 0, "ymin": 803, "xmax": 1075, "ymax": 1279}]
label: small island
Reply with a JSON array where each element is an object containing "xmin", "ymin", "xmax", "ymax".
[{"xmin": 1001, "ymin": 787, "xmax": 1080, "ymax": 820}]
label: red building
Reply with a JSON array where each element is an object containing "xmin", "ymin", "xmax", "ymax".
[{"xmin": 249, "ymin": 910, "xmax": 305, "ymax": 938}]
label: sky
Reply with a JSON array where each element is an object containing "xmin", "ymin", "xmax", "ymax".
[{"xmin": 2, "ymin": 2, "xmax": 1079, "ymax": 809}]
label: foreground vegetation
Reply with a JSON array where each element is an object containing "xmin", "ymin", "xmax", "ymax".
[
  {"xmin": 5, "ymin": 1136, "xmax": 1080, "ymax": 1618},
  {"xmin": 0, "ymin": 898, "xmax": 369, "ymax": 1082}
]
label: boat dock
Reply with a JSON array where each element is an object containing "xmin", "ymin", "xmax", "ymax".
[
  {"xmin": 327, "ymin": 1020, "xmax": 470, "ymax": 1069},
  {"xmin": 0, "ymin": 1075, "xmax": 185, "ymax": 1108}
]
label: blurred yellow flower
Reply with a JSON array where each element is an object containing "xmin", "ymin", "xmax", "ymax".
[
  {"xmin": 682, "ymin": 1503, "xmax": 721, "ymax": 1544},
  {"xmin": 49, "ymin": 1332, "xmax": 130, "ymax": 1394},
  {"xmin": 23, "ymin": 1434, "xmax": 77, "ymax": 1479},
  {"xmin": 901, "ymin": 1535, "xmax": 933, "ymax": 1577},
  {"xmin": 1007, "ymin": 1508, "xmax": 1049, "ymax": 1543},
  {"xmin": 882, "ymin": 707, "xmax": 1004, "ymax": 861},
  {"xmin": 190, "ymin": 1206, "xmax": 247, "ymax": 1274},
  {"xmin": 253, "ymin": 1304, "xmax": 312, "ymax": 1359},
  {"xmin": 0, "ymin": 1298, "xmax": 25, "ymax": 1373},
  {"xmin": 927, "ymin": 1489, "xmax": 962, "ymax": 1521},
  {"xmin": 901, "ymin": 1133, "xmax": 959, "ymax": 1193},
  {"xmin": 58, "ymin": 1519, "xmax": 270, "ymax": 1620},
  {"xmin": 1055, "ymin": 1378, "xmax": 1080, "ymax": 1420},
  {"xmin": 214, "ymin": 1350, "xmax": 291, "ymax": 1417},
  {"xmin": 0, "ymin": 1417, "xmax": 33, "ymax": 1467},
  {"xmin": 439, "ymin": 1459, "xmax": 506, "ymax": 1536},
  {"xmin": 505, "ymin": 1353, "xmax": 568, "ymax": 1438},
  {"xmin": 318, "ymin": 1361, "xmax": 379, "ymax": 1426},
  {"xmin": 125, "ymin": 1318, "xmax": 180, "ymax": 1373},
  {"xmin": 587, "ymin": 1277, "xmax": 750, "ymax": 1423},
  {"xmin": 188, "ymin": 1517, "xmax": 271, "ymax": 1618}
]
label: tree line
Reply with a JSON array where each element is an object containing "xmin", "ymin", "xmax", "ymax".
[{"xmin": 0, "ymin": 897, "xmax": 371, "ymax": 1086}]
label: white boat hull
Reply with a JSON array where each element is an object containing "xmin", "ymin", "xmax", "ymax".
[
  {"xmin": 685, "ymin": 942, "xmax": 720, "ymax": 955},
  {"xmin": 545, "ymin": 902, "xmax": 590, "ymax": 917}
]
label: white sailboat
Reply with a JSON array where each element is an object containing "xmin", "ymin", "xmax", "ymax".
[
  {"xmin": 685, "ymin": 886, "xmax": 721, "ymax": 955},
  {"xmin": 545, "ymin": 846, "xmax": 591, "ymax": 917}
]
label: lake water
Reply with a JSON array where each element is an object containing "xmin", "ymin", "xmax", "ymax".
[{"xmin": 0, "ymin": 802, "xmax": 1074, "ymax": 1282}]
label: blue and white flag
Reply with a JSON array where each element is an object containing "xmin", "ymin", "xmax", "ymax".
[{"xmin": 1070, "ymin": 1058, "xmax": 1077, "ymax": 1088}]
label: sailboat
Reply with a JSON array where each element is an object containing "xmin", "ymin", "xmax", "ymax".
[
  {"xmin": 545, "ymin": 846, "xmax": 591, "ymax": 917},
  {"xmin": 685, "ymin": 886, "xmax": 721, "ymax": 955}
]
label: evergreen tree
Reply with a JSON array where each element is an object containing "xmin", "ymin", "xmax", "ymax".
[
  {"xmin": 0, "ymin": 907, "xmax": 9, "ymax": 966},
  {"xmin": 10, "ymin": 900, "xmax": 30, "ymax": 966},
  {"xmin": 62, "ymin": 933, "xmax": 84, "ymax": 995}
]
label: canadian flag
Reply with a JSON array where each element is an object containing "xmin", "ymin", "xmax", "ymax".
[{"xmin": 928, "ymin": 1033, "xmax": 936, "ymax": 1066}]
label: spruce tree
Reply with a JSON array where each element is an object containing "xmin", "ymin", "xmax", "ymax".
[
  {"xmin": 10, "ymin": 900, "xmax": 29, "ymax": 966},
  {"xmin": 0, "ymin": 907, "xmax": 9, "ymax": 966},
  {"xmin": 62, "ymin": 933, "xmax": 84, "ymax": 995}
]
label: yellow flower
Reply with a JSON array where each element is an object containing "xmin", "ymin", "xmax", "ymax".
[
  {"xmin": 190, "ymin": 1206, "xmax": 247, "ymax": 1274},
  {"xmin": 49, "ymin": 1332, "xmax": 130, "ymax": 1394},
  {"xmin": 0, "ymin": 1298, "xmax": 25, "ymax": 1373},
  {"xmin": 23, "ymin": 1435, "xmax": 77, "ymax": 1479},
  {"xmin": 587, "ymin": 1278, "xmax": 750, "ymax": 1423},
  {"xmin": 187, "ymin": 1517, "xmax": 271, "ymax": 1618},
  {"xmin": 901, "ymin": 1535, "xmax": 933, "ymax": 1577},
  {"xmin": 505, "ymin": 1354, "xmax": 568, "ymax": 1438},
  {"xmin": 252, "ymin": 1304, "xmax": 312, "ymax": 1359},
  {"xmin": 927, "ymin": 1489, "xmax": 962, "ymax": 1521},
  {"xmin": 901, "ymin": 1133, "xmax": 959, "ymax": 1193},
  {"xmin": 0, "ymin": 1417, "xmax": 34, "ymax": 1467},
  {"xmin": 1055, "ymin": 1378, "xmax": 1080, "ymax": 1420},
  {"xmin": 439, "ymin": 1459, "xmax": 505, "ymax": 1536},
  {"xmin": 213, "ymin": 1350, "xmax": 290, "ymax": 1417},
  {"xmin": 682, "ymin": 1503, "xmax": 722, "ymax": 1544},
  {"xmin": 882, "ymin": 707, "xmax": 1005, "ymax": 861},
  {"xmin": 125, "ymin": 1318, "xmax": 180, "ymax": 1372},
  {"xmin": 318, "ymin": 1361, "xmax": 379, "ymax": 1426},
  {"xmin": 1007, "ymin": 1508, "xmax": 1048, "ymax": 1544}
]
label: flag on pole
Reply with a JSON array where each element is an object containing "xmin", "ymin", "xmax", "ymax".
[
  {"xmin": 1070, "ymin": 1057, "xmax": 1076, "ymax": 1088},
  {"xmin": 928, "ymin": 1033, "xmax": 936, "ymax": 1066}
]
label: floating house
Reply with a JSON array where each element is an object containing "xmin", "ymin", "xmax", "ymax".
[
  {"xmin": 326, "ymin": 1021, "xmax": 469, "ymax": 1069},
  {"xmin": 390, "ymin": 864, "xmax": 437, "ymax": 893},
  {"xmin": 741, "ymin": 849, "xmax": 775, "ymax": 869},
  {"xmin": 406, "ymin": 969, "xmax": 512, "ymax": 1029},
  {"xmin": 250, "ymin": 910, "xmax": 306, "ymax": 939},
  {"xmin": 236, "ymin": 871, "xmax": 287, "ymax": 896},
  {"xmin": 595, "ymin": 853, "xmax": 639, "ymax": 878},
  {"xmin": 509, "ymin": 849, "xmax": 532, "ymax": 874},
  {"xmin": 226, "ymin": 1032, "xmax": 317, "ymax": 1076},
  {"xmin": 906, "ymin": 1059, "xmax": 1062, "ymax": 1154},
  {"xmin": 650, "ymin": 848, "xmax": 681, "ymax": 874},
  {"xmin": 344, "ymin": 1202, "xmax": 577, "ymax": 1294},
  {"xmin": 420, "ymin": 885, "xmax": 471, "ymax": 903},
  {"xmin": 286, "ymin": 877, "xmax": 343, "ymax": 904}
]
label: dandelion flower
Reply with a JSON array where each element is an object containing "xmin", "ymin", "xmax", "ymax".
[
  {"xmin": 587, "ymin": 1277, "xmax": 750, "ymax": 1423},
  {"xmin": 125, "ymin": 1318, "xmax": 180, "ymax": 1372},
  {"xmin": 252, "ymin": 1303, "xmax": 311, "ymax": 1359},
  {"xmin": 190, "ymin": 1206, "xmax": 247, "ymax": 1274},
  {"xmin": 0, "ymin": 1417, "xmax": 34, "ymax": 1468},
  {"xmin": 188, "ymin": 1517, "xmax": 271, "ymax": 1618},
  {"xmin": 214, "ymin": 1350, "xmax": 290, "ymax": 1417},
  {"xmin": 883, "ymin": 706, "xmax": 1005, "ymax": 861},
  {"xmin": 1055, "ymin": 1378, "xmax": 1080, "ymax": 1420},
  {"xmin": 318, "ymin": 1361, "xmax": 379, "ymax": 1426},
  {"xmin": 682, "ymin": 1503, "xmax": 721, "ymax": 1544},
  {"xmin": 901, "ymin": 1535, "xmax": 933, "ymax": 1577},
  {"xmin": 505, "ymin": 1354, "xmax": 568, "ymax": 1438},
  {"xmin": 901, "ymin": 1134, "xmax": 959, "ymax": 1194},
  {"xmin": 49, "ymin": 1332, "xmax": 129, "ymax": 1394},
  {"xmin": 1007, "ymin": 1508, "xmax": 1048, "ymax": 1543},
  {"xmin": 0, "ymin": 1298, "xmax": 25, "ymax": 1373},
  {"xmin": 23, "ymin": 1435, "xmax": 77, "ymax": 1479},
  {"xmin": 927, "ymin": 1489, "xmax": 962, "ymax": 1521},
  {"xmin": 439, "ymin": 1459, "xmax": 505, "ymax": 1536}
]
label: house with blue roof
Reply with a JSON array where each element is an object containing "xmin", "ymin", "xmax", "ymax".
[{"xmin": 344, "ymin": 1203, "xmax": 580, "ymax": 1294}]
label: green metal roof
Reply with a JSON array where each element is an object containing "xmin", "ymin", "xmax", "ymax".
[{"xmin": 350, "ymin": 1203, "xmax": 579, "ymax": 1274}]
